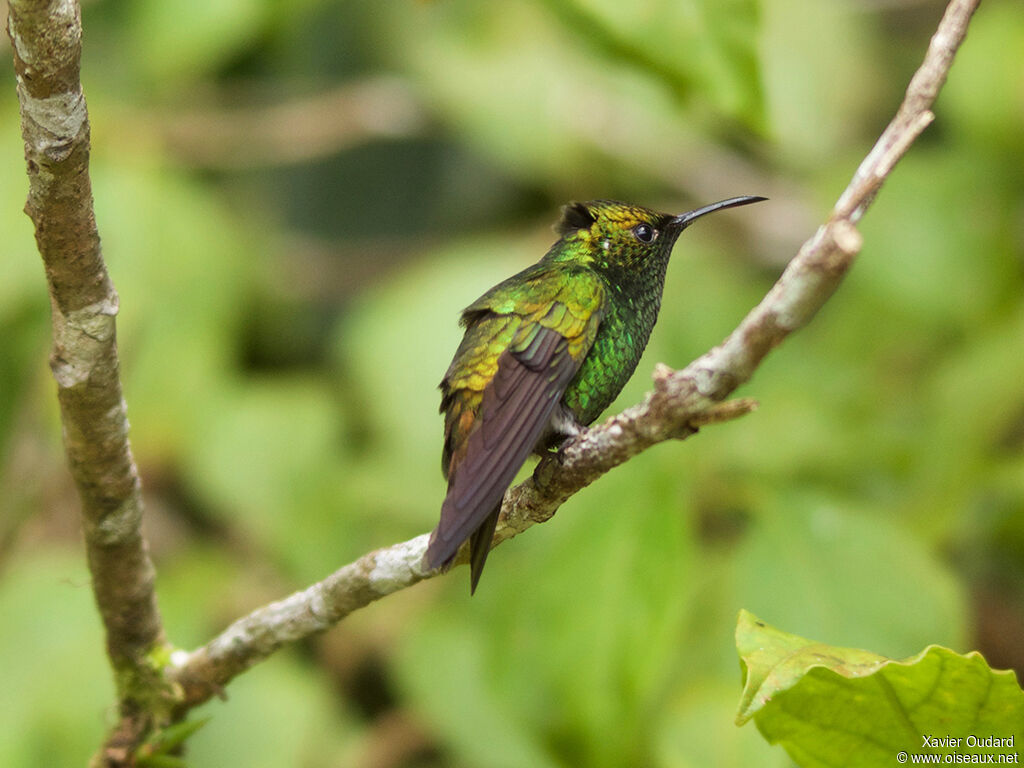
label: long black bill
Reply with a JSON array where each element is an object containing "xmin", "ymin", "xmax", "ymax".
[{"xmin": 673, "ymin": 195, "xmax": 767, "ymax": 229}]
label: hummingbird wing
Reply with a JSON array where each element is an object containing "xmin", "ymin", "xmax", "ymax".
[{"xmin": 426, "ymin": 266, "xmax": 606, "ymax": 590}]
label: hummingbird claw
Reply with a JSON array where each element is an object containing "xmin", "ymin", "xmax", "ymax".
[{"xmin": 555, "ymin": 432, "xmax": 580, "ymax": 463}]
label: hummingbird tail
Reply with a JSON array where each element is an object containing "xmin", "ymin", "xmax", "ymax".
[{"xmin": 468, "ymin": 505, "xmax": 500, "ymax": 595}]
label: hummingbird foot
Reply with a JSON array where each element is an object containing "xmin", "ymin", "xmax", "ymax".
[
  {"xmin": 540, "ymin": 403, "xmax": 585, "ymax": 463},
  {"xmin": 553, "ymin": 428, "xmax": 586, "ymax": 464}
]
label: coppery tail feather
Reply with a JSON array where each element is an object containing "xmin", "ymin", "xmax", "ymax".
[{"xmin": 424, "ymin": 325, "xmax": 580, "ymax": 590}]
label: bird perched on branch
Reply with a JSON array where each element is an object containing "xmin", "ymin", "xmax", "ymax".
[{"xmin": 424, "ymin": 196, "xmax": 766, "ymax": 592}]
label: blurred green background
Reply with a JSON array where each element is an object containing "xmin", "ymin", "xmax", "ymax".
[{"xmin": 2, "ymin": 0, "xmax": 1022, "ymax": 765}]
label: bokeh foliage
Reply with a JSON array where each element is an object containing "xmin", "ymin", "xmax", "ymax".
[{"xmin": 1, "ymin": 0, "xmax": 1022, "ymax": 766}]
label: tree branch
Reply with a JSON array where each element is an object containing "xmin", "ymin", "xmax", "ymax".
[
  {"xmin": 130, "ymin": 77, "xmax": 427, "ymax": 170},
  {"xmin": 168, "ymin": 0, "xmax": 981, "ymax": 712},
  {"xmin": 7, "ymin": 0, "xmax": 171, "ymax": 745}
]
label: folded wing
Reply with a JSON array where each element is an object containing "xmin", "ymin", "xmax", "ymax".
[{"xmin": 425, "ymin": 267, "xmax": 605, "ymax": 591}]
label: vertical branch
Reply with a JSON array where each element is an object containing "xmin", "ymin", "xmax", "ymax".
[{"xmin": 7, "ymin": 0, "xmax": 170, "ymax": 737}]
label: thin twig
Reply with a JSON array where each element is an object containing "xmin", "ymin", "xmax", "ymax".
[
  {"xmin": 138, "ymin": 78, "xmax": 427, "ymax": 169},
  {"xmin": 168, "ymin": 0, "xmax": 981, "ymax": 711},
  {"xmin": 7, "ymin": 0, "xmax": 172, "ymax": 758}
]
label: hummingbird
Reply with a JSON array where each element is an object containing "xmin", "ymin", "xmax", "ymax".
[{"xmin": 424, "ymin": 195, "xmax": 766, "ymax": 592}]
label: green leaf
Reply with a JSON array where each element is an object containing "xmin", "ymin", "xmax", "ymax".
[{"xmin": 736, "ymin": 611, "xmax": 1024, "ymax": 767}]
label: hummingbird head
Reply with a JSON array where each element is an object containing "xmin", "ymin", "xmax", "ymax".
[{"xmin": 552, "ymin": 196, "xmax": 766, "ymax": 282}]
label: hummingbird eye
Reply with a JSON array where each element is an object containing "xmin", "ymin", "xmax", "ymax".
[{"xmin": 632, "ymin": 223, "xmax": 657, "ymax": 243}]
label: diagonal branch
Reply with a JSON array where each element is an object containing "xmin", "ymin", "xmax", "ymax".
[
  {"xmin": 169, "ymin": 0, "xmax": 981, "ymax": 712},
  {"xmin": 7, "ymin": 0, "xmax": 171, "ymax": 740}
]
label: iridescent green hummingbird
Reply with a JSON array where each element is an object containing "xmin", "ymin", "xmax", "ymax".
[{"xmin": 424, "ymin": 196, "xmax": 766, "ymax": 592}]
